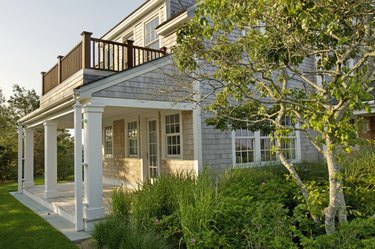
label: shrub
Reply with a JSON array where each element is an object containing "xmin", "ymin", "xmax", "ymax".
[
  {"xmin": 111, "ymin": 186, "xmax": 132, "ymax": 220},
  {"xmin": 301, "ymin": 218, "xmax": 375, "ymax": 248},
  {"xmin": 341, "ymin": 149, "xmax": 375, "ymax": 218},
  {"xmin": 94, "ymin": 152, "xmax": 375, "ymax": 249},
  {"xmin": 93, "ymin": 217, "xmax": 172, "ymax": 249}
]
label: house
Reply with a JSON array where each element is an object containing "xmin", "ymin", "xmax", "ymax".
[{"xmin": 16, "ymin": 0, "xmax": 374, "ymax": 232}]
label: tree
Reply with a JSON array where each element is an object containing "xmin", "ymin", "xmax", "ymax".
[
  {"xmin": 8, "ymin": 84, "xmax": 39, "ymax": 122},
  {"xmin": 0, "ymin": 89, "xmax": 17, "ymax": 181},
  {"xmin": 173, "ymin": 0, "xmax": 375, "ymax": 234},
  {"xmin": 0, "ymin": 85, "xmax": 42, "ymax": 182}
]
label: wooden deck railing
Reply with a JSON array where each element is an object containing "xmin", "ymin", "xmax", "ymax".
[{"xmin": 42, "ymin": 31, "xmax": 167, "ymax": 95}]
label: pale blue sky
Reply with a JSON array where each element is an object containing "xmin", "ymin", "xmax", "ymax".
[{"xmin": 0, "ymin": 0, "xmax": 144, "ymax": 99}]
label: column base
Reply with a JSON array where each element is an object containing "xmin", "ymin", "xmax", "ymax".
[
  {"xmin": 23, "ymin": 181, "xmax": 34, "ymax": 188},
  {"xmin": 83, "ymin": 206, "xmax": 105, "ymax": 221},
  {"xmin": 44, "ymin": 189, "xmax": 58, "ymax": 199}
]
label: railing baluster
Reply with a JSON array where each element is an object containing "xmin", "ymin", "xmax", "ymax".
[{"xmin": 92, "ymin": 40, "xmax": 95, "ymax": 69}]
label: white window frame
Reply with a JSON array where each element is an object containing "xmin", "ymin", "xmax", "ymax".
[
  {"xmin": 162, "ymin": 111, "xmax": 183, "ymax": 159},
  {"xmin": 144, "ymin": 15, "xmax": 160, "ymax": 49},
  {"xmin": 126, "ymin": 120, "xmax": 139, "ymax": 158},
  {"xmin": 232, "ymin": 120, "xmax": 300, "ymax": 166},
  {"xmin": 234, "ymin": 128, "xmax": 256, "ymax": 164},
  {"xmin": 104, "ymin": 126, "xmax": 113, "ymax": 158}
]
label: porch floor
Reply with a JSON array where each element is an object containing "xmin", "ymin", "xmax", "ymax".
[{"xmin": 23, "ymin": 182, "xmax": 116, "ymax": 224}]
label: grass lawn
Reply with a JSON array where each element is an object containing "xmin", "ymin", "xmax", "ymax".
[{"xmin": 0, "ymin": 179, "xmax": 78, "ymax": 249}]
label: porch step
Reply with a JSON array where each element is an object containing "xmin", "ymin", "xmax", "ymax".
[{"xmin": 10, "ymin": 191, "xmax": 91, "ymax": 242}]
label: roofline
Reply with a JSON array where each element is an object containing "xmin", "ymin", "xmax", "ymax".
[
  {"xmin": 100, "ymin": 0, "xmax": 151, "ymax": 39},
  {"xmin": 101, "ymin": 0, "xmax": 165, "ymax": 40}
]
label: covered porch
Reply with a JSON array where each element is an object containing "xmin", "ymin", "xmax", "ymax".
[
  {"xmin": 17, "ymin": 54, "xmax": 202, "ymax": 231},
  {"xmin": 17, "ymin": 98, "xmax": 201, "ymax": 231}
]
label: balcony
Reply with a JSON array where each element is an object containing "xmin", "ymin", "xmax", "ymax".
[{"xmin": 41, "ymin": 31, "xmax": 167, "ymax": 96}]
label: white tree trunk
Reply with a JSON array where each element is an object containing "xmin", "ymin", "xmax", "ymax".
[
  {"xmin": 276, "ymin": 137, "xmax": 320, "ymax": 224},
  {"xmin": 323, "ymin": 135, "xmax": 347, "ymax": 234}
]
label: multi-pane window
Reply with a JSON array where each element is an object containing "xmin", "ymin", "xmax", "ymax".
[
  {"xmin": 104, "ymin": 126, "xmax": 113, "ymax": 157},
  {"xmin": 145, "ymin": 17, "xmax": 159, "ymax": 49},
  {"xmin": 234, "ymin": 118, "xmax": 298, "ymax": 165},
  {"xmin": 128, "ymin": 121, "xmax": 138, "ymax": 156},
  {"xmin": 235, "ymin": 128, "xmax": 255, "ymax": 164},
  {"xmin": 260, "ymin": 129, "xmax": 276, "ymax": 162},
  {"xmin": 165, "ymin": 114, "xmax": 181, "ymax": 156},
  {"xmin": 281, "ymin": 117, "xmax": 296, "ymax": 160}
]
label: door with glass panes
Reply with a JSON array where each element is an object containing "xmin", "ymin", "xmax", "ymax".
[{"xmin": 147, "ymin": 119, "xmax": 159, "ymax": 181}]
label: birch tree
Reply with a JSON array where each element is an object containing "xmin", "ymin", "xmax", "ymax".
[{"xmin": 173, "ymin": 0, "xmax": 375, "ymax": 234}]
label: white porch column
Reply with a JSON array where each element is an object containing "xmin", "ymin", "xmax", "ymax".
[
  {"xmin": 74, "ymin": 102, "xmax": 83, "ymax": 231},
  {"xmin": 83, "ymin": 103, "xmax": 105, "ymax": 221},
  {"xmin": 44, "ymin": 121, "xmax": 58, "ymax": 198},
  {"xmin": 17, "ymin": 126, "xmax": 23, "ymax": 193},
  {"xmin": 23, "ymin": 128, "xmax": 34, "ymax": 188},
  {"xmin": 193, "ymin": 81, "xmax": 203, "ymax": 175}
]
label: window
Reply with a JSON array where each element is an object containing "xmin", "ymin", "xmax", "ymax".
[
  {"xmin": 165, "ymin": 114, "xmax": 181, "ymax": 156},
  {"xmin": 281, "ymin": 117, "xmax": 296, "ymax": 160},
  {"xmin": 233, "ymin": 118, "xmax": 298, "ymax": 165},
  {"xmin": 145, "ymin": 16, "xmax": 159, "ymax": 49},
  {"xmin": 260, "ymin": 129, "xmax": 276, "ymax": 162},
  {"xmin": 235, "ymin": 128, "xmax": 255, "ymax": 164},
  {"xmin": 127, "ymin": 121, "xmax": 138, "ymax": 156},
  {"xmin": 104, "ymin": 126, "xmax": 113, "ymax": 157}
]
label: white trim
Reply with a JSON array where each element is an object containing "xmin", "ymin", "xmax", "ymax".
[
  {"xmin": 146, "ymin": 116, "xmax": 160, "ymax": 179},
  {"xmin": 102, "ymin": 0, "xmax": 165, "ymax": 41},
  {"xmin": 73, "ymin": 102, "xmax": 83, "ymax": 231},
  {"xmin": 161, "ymin": 111, "xmax": 183, "ymax": 159},
  {"xmin": 104, "ymin": 125, "xmax": 114, "ymax": 158},
  {"xmin": 144, "ymin": 15, "xmax": 160, "ymax": 49},
  {"xmin": 88, "ymin": 97, "xmax": 194, "ymax": 110},
  {"xmin": 19, "ymin": 99, "xmax": 75, "ymax": 126},
  {"xmin": 232, "ymin": 129, "xmax": 301, "ymax": 167},
  {"xmin": 17, "ymin": 127, "xmax": 23, "ymax": 193},
  {"xmin": 126, "ymin": 119, "xmax": 139, "ymax": 158}
]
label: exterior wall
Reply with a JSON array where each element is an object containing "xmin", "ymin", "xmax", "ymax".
[
  {"xmin": 161, "ymin": 32, "xmax": 178, "ymax": 49},
  {"xmin": 200, "ymin": 111, "xmax": 233, "ymax": 172},
  {"xmin": 160, "ymin": 159, "xmax": 195, "ymax": 174},
  {"xmin": 113, "ymin": 119, "xmax": 125, "ymax": 158},
  {"xmin": 103, "ymin": 158, "xmax": 142, "ymax": 185},
  {"xmin": 182, "ymin": 111, "xmax": 194, "ymax": 160},
  {"xmin": 92, "ymin": 59, "xmax": 191, "ymax": 102}
]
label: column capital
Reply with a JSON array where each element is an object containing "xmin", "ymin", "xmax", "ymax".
[
  {"xmin": 83, "ymin": 103, "xmax": 105, "ymax": 113},
  {"xmin": 23, "ymin": 127, "xmax": 35, "ymax": 133},
  {"xmin": 43, "ymin": 120, "xmax": 59, "ymax": 127}
]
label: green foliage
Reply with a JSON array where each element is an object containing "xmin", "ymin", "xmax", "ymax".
[
  {"xmin": 57, "ymin": 130, "xmax": 74, "ymax": 180},
  {"xmin": 93, "ymin": 216, "xmax": 173, "ymax": 249},
  {"xmin": 174, "ymin": 0, "xmax": 374, "ymax": 233},
  {"xmin": 301, "ymin": 218, "xmax": 375, "ymax": 249},
  {"xmin": 341, "ymin": 149, "xmax": 375, "ymax": 218},
  {"xmin": 95, "ymin": 151, "xmax": 374, "ymax": 248},
  {"xmin": 110, "ymin": 186, "xmax": 132, "ymax": 220}
]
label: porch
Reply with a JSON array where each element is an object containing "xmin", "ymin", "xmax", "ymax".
[
  {"xmin": 18, "ymin": 54, "xmax": 202, "ymax": 232},
  {"xmin": 22, "ymin": 182, "xmax": 116, "ymax": 225}
]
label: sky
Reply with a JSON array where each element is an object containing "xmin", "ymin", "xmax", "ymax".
[{"xmin": 0, "ymin": 0, "xmax": 145, "ymax": 99}]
